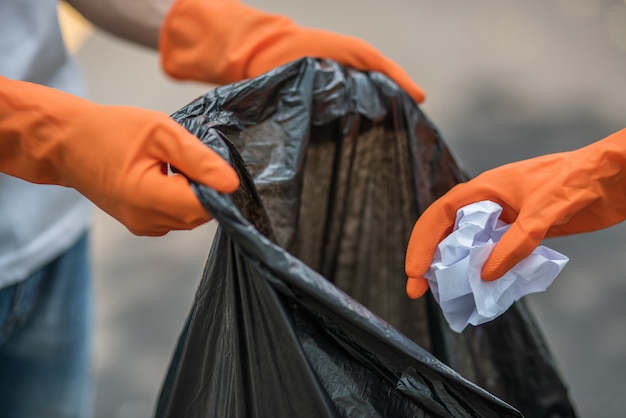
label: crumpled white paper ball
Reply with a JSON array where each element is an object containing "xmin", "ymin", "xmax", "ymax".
[{"xmin": 425, "ymin": 200, "xmax": 568, "ymax": 333}]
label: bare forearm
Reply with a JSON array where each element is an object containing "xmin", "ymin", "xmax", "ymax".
[{"xmin": 66, "ymin": 0, "xmax": 174, "ymax": 49}]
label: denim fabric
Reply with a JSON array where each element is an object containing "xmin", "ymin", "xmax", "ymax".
[{"xmin": 0, "ymin": 233, "xmax": 93, "ymax": 418}]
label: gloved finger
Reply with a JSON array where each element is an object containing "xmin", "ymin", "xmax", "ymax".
[
  {"xmin": 378, "ymin": 60, "xmax": 426, "ymax": 104},
  {"xmin": 317, "ymin": 33, "xmax": 426, "ymax": 103},
  {"xmin": 349, "ymin": 40, "xmax": 426, "ymax": 103},
  {"xmin": 151, "ymin": 125, "xmax": 240, "ymax": 193},
  {"xmin": 481, "ymin": 210, "xmax": 548, "ymax": 281},
  {"xmin": 404, "ymin": 218, "xmax": 449, "ymax": 285},
  {"xmin": 245, "ymin": 29, "xmax": 426, "ymax": 104},
  {"xmin": 404, "ymin": 179, "xmax": 492, "ymax": 279},
  {"xmin": 404, "ymin": 200, "xmax": 459, "ymax": 291},
  {"xmin": 406, "ymin": 277, "xmax": 429, "ymax": 299},
  {"xmin": 119, "ymin": 166, "xmax": 213, "ymax": 236}
]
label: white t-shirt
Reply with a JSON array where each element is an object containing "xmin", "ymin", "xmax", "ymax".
[{"xmin": 0, "ymin": 0, "xmax": 93, "ymax": 289}]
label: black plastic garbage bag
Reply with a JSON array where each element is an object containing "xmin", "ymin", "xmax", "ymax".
[{"xmin": 155, "ymin": 58, "xmax": 576, "ymax": 417}]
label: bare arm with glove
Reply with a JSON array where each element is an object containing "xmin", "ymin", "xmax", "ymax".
[
  {"xmin": 68, "ymin": 0, "xmax": 425, "ymax": 103},
  {"xmin": 405, "ymin": 128, "xmax": 626, "ymax": 298},
  {"xmin": 0, "ymin": 75, "xmax": 239, "ymax": 236}
]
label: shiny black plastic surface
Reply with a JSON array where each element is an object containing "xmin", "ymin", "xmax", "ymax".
[{"xmin": 155, "ymin": 58, "xmax": 575, "ymax": 418}]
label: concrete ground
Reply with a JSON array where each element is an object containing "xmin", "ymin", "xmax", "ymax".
[{"xmin": 73, "ymin": 1, "xmax": 626, "ymax": 416}]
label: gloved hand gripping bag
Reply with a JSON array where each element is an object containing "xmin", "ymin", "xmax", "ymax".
[{"xmin": 155, "ymin": 58, "xmax": 576, "ymax": 417}]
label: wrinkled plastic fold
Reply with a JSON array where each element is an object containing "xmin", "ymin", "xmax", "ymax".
[{"xmin": 155, "ymin": 58, "xmax": 576, "ymax": 418}]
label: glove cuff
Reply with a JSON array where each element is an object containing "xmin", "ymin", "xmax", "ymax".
[
  {"xmin": 159, "ymin": 0, "xmax": 294, "ymax": 84},
  {"xmin": 0, "ymin": 76, "xmax": 98, "ymax": 185}
]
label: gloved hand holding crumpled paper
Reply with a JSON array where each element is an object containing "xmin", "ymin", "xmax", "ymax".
[{"xmin": 425, "ymin": 200, "xmax": 568, "ymax": 332}]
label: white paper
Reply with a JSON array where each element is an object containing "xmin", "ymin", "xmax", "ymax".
[{"xmin": 425, "ymin": 200, "xmax": 568, "ymax": 333}]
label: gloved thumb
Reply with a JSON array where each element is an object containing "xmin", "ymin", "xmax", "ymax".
[
  {"xmin": 406, "ymin": 276, "xmax": 429, "ymax": 299},
  {"xmin": 481, "ymin": 213, "xmax": 546, "ymax": 281},
  {"xmin": 404, "ymin": 199, "xmax": 460, "ymax": 299}
]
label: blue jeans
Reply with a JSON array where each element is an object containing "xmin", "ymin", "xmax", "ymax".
[{"xmin": 0, "ymin": 233, "xmax": 93, "ymax": 418}]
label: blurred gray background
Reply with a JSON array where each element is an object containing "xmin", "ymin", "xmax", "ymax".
[{"xmin": 70, "ymin": 0, "xmax": 626, "ymax": 416}]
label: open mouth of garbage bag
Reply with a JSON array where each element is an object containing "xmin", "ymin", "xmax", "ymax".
[{"xmin": 155, "ymin": 58, "xmax": 576, "ymax": 418}]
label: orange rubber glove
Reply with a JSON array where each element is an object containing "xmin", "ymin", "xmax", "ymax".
[
  {"xmin": 405, "ymin": 128, "xmax": 626, "ymax": 298},
  {"xmin": 0, "ymin": 76, "xmax": 239, "ymax": 236},
  {"xmin": 159, "ymin": 0, "xmax": 425, "ymax": 103}
]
